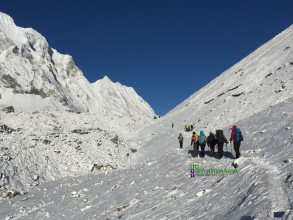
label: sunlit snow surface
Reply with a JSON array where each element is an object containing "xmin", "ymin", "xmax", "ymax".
[
  {"xmin": 1, "ymin": 99, "xmax": 292, "ymax": 219},
  {"xmin": 0, "ymin": 11, "xmax": 293, "ymax": 220}
]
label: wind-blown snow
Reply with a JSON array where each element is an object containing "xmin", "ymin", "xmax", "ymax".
[{"xmin": 0, "ymin": 11, "xmax": 292, "ymax": 220}]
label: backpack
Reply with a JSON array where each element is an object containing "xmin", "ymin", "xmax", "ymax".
[
  {"xmin": 207, "ymin": 133, "xmax": 214, "ymax": 143},
  {"xmin": 234, "ymin": 128, "xmax": 243, "ymax": 142},
  {"xmin": 216, "ymin": 130, "xmax": 224, "ymax": 143},
  {"xmin": 199, "ymin": 135, "xmax": 207, "ymax": 144}
]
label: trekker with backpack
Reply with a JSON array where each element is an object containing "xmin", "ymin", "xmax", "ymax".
[
  {"xmin": 215, "ymin": 130, "xmax": 228, "ymax": 159},
  {"xmin": 190, "ymin": 132, "xmax": 199, "ymax": 157},
  {"xmin": 207, "ymin": 132, "xmax": 217, "ymax": 156},
  {"xmin": 230, "ymin": 125, "xmax": 243, "ymax": 159},
  {"xmin": 198, "ymin": 131, "xmax": 207, "ymax": 157},
  {"xmin": 178, "ymin": 133, "xmax": 184, "ymax": 149},
  {"xmin": 190, "ymin": 124, "xmax": 194, "ymax": 131}
]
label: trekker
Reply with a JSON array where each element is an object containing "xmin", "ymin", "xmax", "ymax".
[
  {"xmin": 198, "ymin": 131, "xmax": 207, "ymax": 157},
  {"xmin": 230, "ymin": 125, "xmax": 244, "ymax": 159},
  {"xmin": 207, "ymin": 132, "xmax": 217, "ymax": 156},
  {"xmin": 190, "ymin": 132, "xmax": 199, "ymax": 157},
  {"xmin": 215, "ymin": 130, "xmax": 228, "ymax": 159},
  {"xmin": 178, "ymin": 133, "xmax": 184, "ymax": 149},
  {"xmin": 172, "ymin": 123, "xmax": 174, "ymax": 128}
]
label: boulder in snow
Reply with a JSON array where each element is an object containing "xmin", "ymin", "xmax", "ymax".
[
  {"xmin": 3, "ymin": 190, "xmax": 19, "ymax": 199},
  {"xmin": 2, "ymin": 106, "xmax": 14, "ymax": 113}
]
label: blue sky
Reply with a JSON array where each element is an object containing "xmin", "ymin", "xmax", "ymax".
[{"xmin": 1, "ymin": 0, "xmax": 293, "ymax": 115}]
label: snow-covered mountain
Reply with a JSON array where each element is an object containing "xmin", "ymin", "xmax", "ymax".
[
  {"xmin": 0, "ymin": 12, "xmax": 154, "ymax": 119},
  {"xmin": 131, "ymin": 24, "xmax": 293, "ymax": 163},
  {"xmin": 0, "ymin": 11, "xmax": 155, "ymax": 202},
  {"xmin": 163, "ymin": 24, "xmax": 293, "ymax": 132},
  {"xmin": 0, "ymin": 11, "xmax": 292, "ymax": 220}
]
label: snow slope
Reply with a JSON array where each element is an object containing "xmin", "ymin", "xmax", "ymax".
[
  {"xmin": 0, "ymin": 12, "xmax": 154, "ymax": 119},
  {"xmin": 131, "ymin": 23, "xmax": 293, "ymax": 165},
  {"xmin": 0, "ymin": 110, "xmax": 147, "ymax": 194},
  {"xmin": 1, "ymin": 97, "xmax": 292, "ymax": 220},
  {"xmin": 0, "ymin": 12, "xmax": 293, "ymax": 220},
  {"xmin": 163, "ymin": 24, "xmax": 293, "ymax": 133}
]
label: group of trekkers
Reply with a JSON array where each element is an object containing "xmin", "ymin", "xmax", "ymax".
[
  {"xmin": 177, "ymin": 125, "xmax": 243, "ymax": 159},
  {"xmin": 184, "ymin": 124, "xmax": 194, "ymax": 132}
]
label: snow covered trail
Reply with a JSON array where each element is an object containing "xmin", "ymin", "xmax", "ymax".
[
  {"xmin": 0, "ymin": 99, "xmax": 292, "ymax": 220},
  {"xmin": 250, "ymin": 157, "xmax": 291, "ymax": 214},
  {"xmin": 0, "ymin": 153, "xmax": 249, "ymax": 219},
  {"xmin": 225, "ymin": 155, "xmax": 292, "ymax": 219},
  {"xmin": 1, "ymin": 147, "xmax": 291, "ymax": 220}
]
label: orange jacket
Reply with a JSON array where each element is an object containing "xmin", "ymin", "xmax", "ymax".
[{"xmin": 191, "ymin": 133, "xmax": 198, "ymax": 144}]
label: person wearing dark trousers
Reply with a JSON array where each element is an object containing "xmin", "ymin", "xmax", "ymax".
[
  {"xmin": 215, "ymin": 130, "xmax": 228, "ymax": 159},
  {"xmin": 199, "ymin": 143, "xmax": 206, "ymax": 157},
  {"xmin": 233, "ymin": 141, "xmax": 241, "ymax": 158},
  {"xmin": 198, "ymin": 131, "xmax": 207, "ymax": 157},
  {"xmin": 190, "ymin": 132, "xmax": 199, "ymax": 157},
  {"xmin": 207, "ymin": 132, "xmax": 217, "ymax": 156},
  {"xmin": 217, "ymin": 142, "xmax": 224, "ymax": 158},
  {"xmin": 230, "ymin": 125, "xmax": 244, "ymax": 159},
  {"xmin": 178, "ymin": 133, "xmax": 183, "ymax": 149}
]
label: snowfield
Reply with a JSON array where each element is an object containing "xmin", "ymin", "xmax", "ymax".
[
  {"xmin": 0, "ymin": 110, "xmax": 150, "ymax": 193},
  {"xmin": 0, "ymin": 11, "xmax": 293, "ymax": 220},
  {"xmin": 0, "ymin": 98, "xmax": 292, "ymax": 220}
]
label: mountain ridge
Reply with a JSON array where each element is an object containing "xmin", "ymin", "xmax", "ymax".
[
  {"xmin": 163, "ymin": 24, "xmax": 293, "ymax": 131},
  {"xmin": 0, "ymin": 11, "xmax": 155, "ymax": 120}
]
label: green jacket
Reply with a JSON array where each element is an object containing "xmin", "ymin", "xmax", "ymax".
[{"xmin": 178, "ymin": 134, "xmax": 184, "ymax": 142}]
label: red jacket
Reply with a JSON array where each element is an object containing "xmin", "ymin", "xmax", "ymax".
[{"xmin": 230, "ymin": 125, "xmax": 237, "ymax": 142}]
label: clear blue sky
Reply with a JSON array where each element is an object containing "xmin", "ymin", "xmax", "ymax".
[{"xmin": 1, "ymin": 0, "xmax": 293, "ymax": 115}]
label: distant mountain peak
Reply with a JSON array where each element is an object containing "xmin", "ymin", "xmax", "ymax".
[
  {"xmin": 0, "ymin": 12, "xmax": 14, "ymax": 25},
  {"xmin": 99, "ymin": 75, "xmax": 112, "ymax": 83},
  {"xmin": 0, "ymin": 12, "xmax": 27, "ymax": 45},
  {"xmin": 0, "ymin": 11, "xmax": 155, "ymax": 120},
  {"xmin": 94, "ymin": 75, "xmax": 123, "ymax": 88}
]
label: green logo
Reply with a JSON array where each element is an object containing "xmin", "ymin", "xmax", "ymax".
[{"xmin": 190, "ymin": 164, "xmax": 238, "ymax": 177}]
